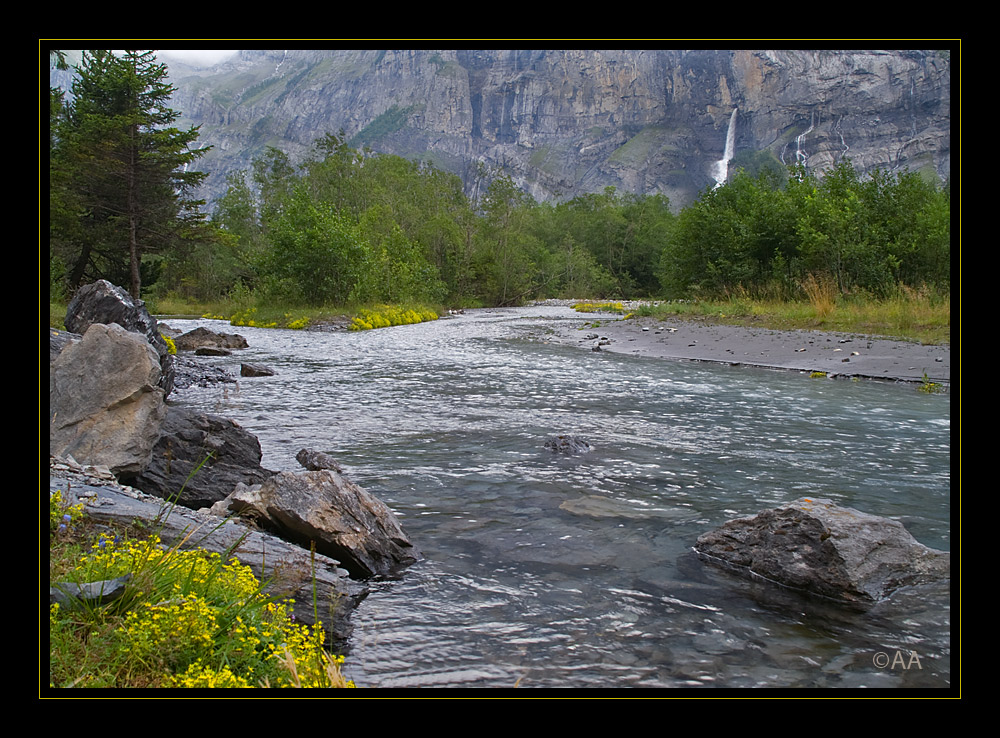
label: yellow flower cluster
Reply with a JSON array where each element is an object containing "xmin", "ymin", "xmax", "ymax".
[
  {"xmin": 572, "ymin": 301, "xmax": 625, "ymax": 313},
  {"xmin": 350, "ymin": 305, "xmax": 438, "ymax": 331},
  {"xmin": 118, "ymin": 593, "xmax": 218, "ymax": 663},
  {"xmin": 60, "ymin": 531, "xmax": 355, "ymax": 688},
  {"xmin": 160, "ymin": 334, "xmax": 177, "ymax": 355},
  {"xmin": 49, "ymin": 489, "xmax": 84, "ymax": 533},
  {"xmin": 164, "ymin": 660, "xmax": 252, "ymax": 688}
]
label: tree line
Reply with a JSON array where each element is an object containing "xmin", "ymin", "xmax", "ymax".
[{"xmin": 49, "ymin": 50, "xmax": 951, "ymax": 309}]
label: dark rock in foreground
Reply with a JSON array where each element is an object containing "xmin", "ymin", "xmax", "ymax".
[
  {"xmin": 694, "ymin": 497, "xmax": 950, "ymax": 605},
  {"xmin": 120, "ymin": 407, "xmax": 275, "ymax": 509}
]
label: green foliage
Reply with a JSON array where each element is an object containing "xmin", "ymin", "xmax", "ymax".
[
  {"xmin": 918, "ymin": 372, "xmax": 945, "ymax": 394},
  {"xmin": 49, "ymin": 50, "xmax": 215, "ymax": 299},
  {"xmin": 660, "ymin": 160, "xmax": 950, "ymax": 300},
  {"xmin": 554, "ymin": 187, "xmax": 674, "ymax": 297},
  {"xmin": 261, "ymin": 184, "xmax": 374, "ymax": 304},
  {"xmin": 148, "ymin": 128, "xmax": 949, "ymax": 314}
]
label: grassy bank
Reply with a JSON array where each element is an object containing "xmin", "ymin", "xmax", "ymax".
[
  {"xmin": 50, "ymin": 286, "xmax": 950, "ymax": 345},
  {"xmin": 48, "ymin": 489, "xmax": 355, "ymax": 689},
  {"xmin": 49, "ymin": 295, "xmax": 442, "ymax": 333},
  {"xmin": 630, "ymin": 285, "xmax": 951, "ymax": 345}
]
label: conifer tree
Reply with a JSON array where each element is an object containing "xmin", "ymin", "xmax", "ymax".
[{"xmin": 55, "ymin": 50, "xmax": 211, "ymax": 299}]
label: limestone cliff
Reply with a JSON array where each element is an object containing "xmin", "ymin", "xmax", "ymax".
[{"xmin": 165, "ymin": 48, "xmax": 951, "ymax": 210}]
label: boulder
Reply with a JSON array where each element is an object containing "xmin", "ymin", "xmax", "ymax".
[
  {"xmin": 212, "ymin": 470, "xmax": 419, "ymax": 579},
  {"xmin": 48, "ymin": 327, "xmax": 79, "ymax": 363},
  {"xmin": 544, "ymin": 435, "xmax": 592, "ymax": 454},
  {"xmin": 121, "ymin": 407, "xmax": 275, "ymax": 509},
  {"xmin": 173, "ymin": 326, "xmax": 248, "ymax": 352},
  {"xmin": 64, "ymin": 280, "xmax": 175, "ymax": 396},
  {"xmin": 49, "ymin": 323, "xmax": 166, "ymax": 476},
  {"xmin": 694, "ymin": 497, "xmax": 950, "ymax": 604},
  {"xmin": 296, "ymin": 448, "xmax": 344, "ymax": 473},
  {"xmin": 241, "ymin": 363, "xmax": 275, "ymax": 377}
]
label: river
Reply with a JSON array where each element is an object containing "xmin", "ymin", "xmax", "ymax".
[{"xmin": 164, "ymin": 305, "xmax": 951, "ymax": 689}]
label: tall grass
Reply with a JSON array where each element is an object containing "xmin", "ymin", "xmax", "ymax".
[
  {"xmin": 800, "ymin": 273, "xmax": 838, "ymax": 321},
  {"xmin": 635, "ymin": 282, "xmax": 949, "ymax": 345}
]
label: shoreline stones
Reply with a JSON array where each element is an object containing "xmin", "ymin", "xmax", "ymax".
[{"xmin": 208, "ymin": 469, "xmax": 420, "ymax": 579}]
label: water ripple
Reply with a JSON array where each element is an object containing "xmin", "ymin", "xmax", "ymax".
[{"xmin": 167, "ymin": 307, "xmax": 951, "ymax": 688}]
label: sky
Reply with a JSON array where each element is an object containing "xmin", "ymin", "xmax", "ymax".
[{"xmin": 158, "ymin": 49, "xmax": 239, "ymax": 67}]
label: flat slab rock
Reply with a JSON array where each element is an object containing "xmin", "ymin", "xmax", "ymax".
[{"xmin": 694, "ymin": 497, "xmax": 950, "ymax": 604}]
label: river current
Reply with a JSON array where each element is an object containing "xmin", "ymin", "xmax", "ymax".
[{"xmin": 165, "ymin": 305, "xmax": 951, "ymax": 690}]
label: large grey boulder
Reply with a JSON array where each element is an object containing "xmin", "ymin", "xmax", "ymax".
[
  {"xmin": 694, "ymin": 497, "xmax": 950, "ymax": 604},
  {"xmin": 121, "ymin": 407, "xmax": 275, "ymax": 509},
  {"xmin": 172, "ymin": 326, "xmax": 248, "ymax": 352},
  {"xmin": 211, "ymin": 470, "xmax": 420, "ymax": 579},
  {"xmin": 49, "ymin": 323, "xmax": 166, "ymax": 476},
  {"xmin": 64, "ymin": 280, "xmax": 175, "ymax": 396}
]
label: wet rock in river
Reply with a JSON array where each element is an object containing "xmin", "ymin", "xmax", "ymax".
[
  {"xmin": 694, "ymin": 497, "xmax": 950, "ymax": 605},
  {"xmin": 544, "ymin": 435, "xmax": 592, "ymax": 454}
]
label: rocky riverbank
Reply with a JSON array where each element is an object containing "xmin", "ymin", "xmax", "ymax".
[{"xmin": 47, "ymin": 281, "xmax": 419, "ymax": 648}]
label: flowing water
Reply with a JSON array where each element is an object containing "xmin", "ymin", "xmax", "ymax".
[{"xmin": 165, "ymin": 305, "xmax": 951, "ymax": 689}]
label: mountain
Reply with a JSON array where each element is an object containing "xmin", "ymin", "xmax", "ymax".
[{"xmin": 163, "ymin": 48, "xmax": 952, "ymax": 210}]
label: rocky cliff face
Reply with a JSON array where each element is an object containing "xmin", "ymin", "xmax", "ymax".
[{"xmin": 166, "ymin": 48, "xmax": 951, "ymax": 210}]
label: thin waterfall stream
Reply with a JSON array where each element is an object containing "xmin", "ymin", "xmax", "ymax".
[{"xmin": 166, "ymin": 305, "xmax": 951, "ymax": 689}]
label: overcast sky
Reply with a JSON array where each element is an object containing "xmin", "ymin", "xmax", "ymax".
[{"xmin": 158, "ymin": 49, "xmax": 239, "ymax": 67}]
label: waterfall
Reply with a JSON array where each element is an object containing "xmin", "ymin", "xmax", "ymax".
[
  {"xmin": 795, "ymin": 111, "xmax": 815, "ymax": 166},
  {"xmin": 712, "ymin": 108, "xmax": 738, "ymax": 188}
]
